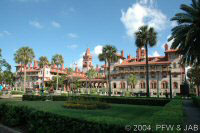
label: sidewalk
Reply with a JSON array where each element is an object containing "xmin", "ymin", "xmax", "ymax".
[
  {"xmin": 0, "ymin": 124, "xmax": 21, "ymax": 133},
  {"xmin": 183, "ymin": 100, "xmax": 200, "ymax": 133}
]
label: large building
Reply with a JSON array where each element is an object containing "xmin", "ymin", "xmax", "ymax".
[
  {"xmin": 110, "ymin": 44, "xmax": 185, "ymax": 97},
  {"xmin": 15, "ymin": 44, "xmax": 185, "ymax": 97}
]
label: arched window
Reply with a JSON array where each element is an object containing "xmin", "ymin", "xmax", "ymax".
[
  {"xmin": 162, "ymin": 81, "xmax": 168, "ymax": 89},
  {"xmin": 140, "ymin": 81, "xmax": 145, "ymax": 89},
  {"xmin": 121, "ymin": 82, "xmax": 126, "ymax": 89},
  {"xmin": 151, "ymin": 81, "xmax": 157, "ymax": 89},
  {"xmin": 173, "ymin": 82, "xmax": 178, "ymax": 89},
  {"xmin": 113, "ymin": 83, "xmax": 117, "ymax": 89}
]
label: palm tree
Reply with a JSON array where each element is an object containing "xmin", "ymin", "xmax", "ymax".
[
  {"xmin": 187, "ymin": 66, "xmax": 200, "ymax": 96},
  {"xmin": 51, "ymin": 54, "xmax": 64, "ymax": 90},
  {"xmin": 127, "ymin": 74, "xmax": 137, "ymax": 90},
  {"xmin": 86, "ymin": 68, "xmax": 97, "ymax": 94},
  {"xmin": 135, "ymin": 25, "xmax": 157, "ymax": 97},
  {"xmin": 38, "ymin": 56, "xmax": 49, "ymax": 95},
  {"xmin": 14, "ymin": 47, "xmax": 35, "ymax": 92},
  {"xmin": 98, "ymin": 53, "xmax": 109, "ymax": 90},
  {"xmin": 169, "ymin": 0, "xmax": 200, "ymax": 65},
  {"xmin": 98, "ymin": 45, "xmax": 118, "ymax": 96}
]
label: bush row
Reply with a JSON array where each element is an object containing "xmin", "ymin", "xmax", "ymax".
[
  {"xmin": 64, "ymin": 100, "xmax": 111, "ymax": 110},
  {"xmin": 23, "ymin": 95, "xmax": 170, "ymax": 106},
  {"xmin": 0, "ymin": 103, "xmax": 124, "ymax": 133},
  {"xmin": 192, "ymin": 96, "xmax": 200, "ymax": 108}
]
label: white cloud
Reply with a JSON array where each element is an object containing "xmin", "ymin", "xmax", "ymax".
[
  {"xmin": 51, "ymin": 21, "xmax": 61, "ymax": 28},
  {"xmin": 67, "ymin": 33, "xmax": 78, "ymax": 39},
  {"xmin": 171, "ymin": 21, "xmax": 178, "ymax": 27},
  {"xmin": 121, "ymin": 1, "xmax": 167, "ymax": 38},
  {"xmin": 66, "ymin": 44, "xmax": 78, "ymax": 49},
  {"xmin": 94, "ymin": 45, "xmax": 103, "ymax": 56},
  {"xmin": 29, "ymin": 20, "xmax": 43, "ymax": 29},
  {"xmin": 153, "ymin": 51, "xmax": 160, "ymax": 57}
]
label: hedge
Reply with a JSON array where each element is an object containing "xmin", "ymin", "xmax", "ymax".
[
  {"xmin": 192, "ymin": 96, "xmax": 200, "ymax": 108},
  {"xmin": 0, "ymin": 99, "xmax": 183, "ymax": 132},
  {"xmin": 0, "ymin": 103, "xmax": 125, "ymax": 133},
  {"xmin": 23, "ymin": 95, "xmax": 170, "ymax": 106}
]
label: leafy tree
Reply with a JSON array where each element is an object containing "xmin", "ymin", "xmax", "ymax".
[
  {"xmin": 169, "ymin": 0, "xmax": 200, "ymax": 65},
  {"xmin": 14, "ymin": 47, "xmax": 35, "ymax": 92},
  {"xmin": 38, "ymin": 56, "xmax": 49, "ymax": 95},
  {"xmin": 127, "ymin": 74, "xmax": 137, "ymax": 90},
  {"xmin": 50, "ymin": 75, "xmax": 66, "ymax": 90},
  {"xmin": 98, "ymin": 45, "xmax": 118, "ymax": 96},
  {"xmin": 135, "ymin": 25, "xmax": 157, "ymax": 97},
  {"xmin": 51, "ymin": 54, "xmax": 64, "ymax": 90},
  {"xmin": 187, "ymin": 66, "xmax": 200, "ymax": 96},
  {"xmin": 86, "ymin": 68, "xmax": 97, "ymax": 94},
  {"xmin": 98, "ymin": 53, "xmax": 109, "ymax": 90},
  {"xmin": 0, "ymin": 49, "xmax": 11, "ymax": 78}
]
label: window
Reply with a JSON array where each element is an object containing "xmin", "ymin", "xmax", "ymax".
[
  {"xmin": 162, "ymin": 81, "xmax": 168, "ymax": 89},
  {"xmin": 151, "ymin": 73, "xmax": 156, "ymax": 78},
  {"xmin": 113, "ymin": 83, "xmax": 117, "ymax": 89},
  {"xmin": 173, "ymin": 74, "xmax": 178, "ymax": 78},
  {"xmin": 140, "ymin": 82, "xmax": 145, "ymax": 89},
  {"xmin": 162, "ymin": 72, "xmax": 167, "ymax": 78},
  {"xmin": 121, "ymin": 75, "xmax": 125, "ymax": 79},
  {"xmin": 46, "ymin": 71, "xmax": 48, "ymax": 74},
  {"xmin": 140, "ymin": 66, "xmax": 144, "ymax": 70},
  {"xmin": 151, "ymin": 81, "xmax": 157, "ymax": 89},
  {"xmin": 140, "ymin": 74, "xmax": 144, "ymax": 78},
  {"xmin": 120, "ymin": 82, "xmax": 126, "ymax": 89},
  {"xmin": 173, "ymin": 82, "xmax": 178, "ymax": 89}
]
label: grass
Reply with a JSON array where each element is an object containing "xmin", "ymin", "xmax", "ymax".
[{"xmin": 0, "ymin": 99, "xmax": 162, "ymax": 126}]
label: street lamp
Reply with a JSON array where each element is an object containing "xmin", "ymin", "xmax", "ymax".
[{"xmin": 169, "ymin": 65, "xmax": 173, "ymax": 99}]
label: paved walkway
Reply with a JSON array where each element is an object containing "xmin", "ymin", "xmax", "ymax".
[
  {"xmin": 0, "ymin": 124, "xmax": 21, "ymax": 133},
  {"xmin": 183, "ymin": 100, "xmax": 200, "ymax": 132}
]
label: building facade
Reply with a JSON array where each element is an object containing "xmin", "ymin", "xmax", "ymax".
[{"xmin": 110, "ymin": 44, "xmax": 185, "ymax": 97}]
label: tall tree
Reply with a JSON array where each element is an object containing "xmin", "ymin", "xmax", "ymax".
[
  {"xmin": 169, "ymin": 0, "xmax": 200, "ymax": 65},
  {"xmin": 51, "ymin": 54, "xmax": 64, "ymax": 90},
  {"xmin": 86, "ymin": 68, "xmax": 97, "ymax": 94},
  {"xmin": 38, "ymin": 56, "xmax": 49, "ymax": 95},
  {"xmin": 98, "ymin": 45, "xmax": 118, "ymax": 96},
  {"xmin": 187, "ymin": 66, "xmax": 200, "ymax": 96},
  {"xmin": 98, "ymin": 53, "xmax": 109, "ymax": 90},
  {"xmin": 127, "ymin": 74, "xmax": 137, "ymax": 90},
  {"xmin": 14, "ymin": 47, "xmax": 35, "ymax": 92},
  {"xmin": 135, "ymin": 25, "xmax": 157, "ymax": 97}
]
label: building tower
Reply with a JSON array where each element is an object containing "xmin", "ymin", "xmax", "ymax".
[
  {"xmin": 82, "ymin": 48, "xmax": 93, "ymax": 73},
  {"xmin": 136, "ymin": 47, "xmax": 146, "ymax": 60}
]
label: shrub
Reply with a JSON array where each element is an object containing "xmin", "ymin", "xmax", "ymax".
[
  {"xmin": 0, "ymin": 103, "xmax": 124, "ymax": 133},
  {"xmin": 64, "ymin": 99, "xmax": 110, "ymax": 110},
  {"xmin": 192, "ymin": 96, "xmax": 200, "ymax": 108},
  {"xmin": 22, "ymin": 95, "xmax": 170, "ymax": 106},
  {"xmin": 10, "ymin": 91, "xmax": 24, "ymax": 95}
]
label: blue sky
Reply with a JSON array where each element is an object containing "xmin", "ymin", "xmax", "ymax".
[{"xmin": 0, "ymin": 0, "xmax": 191, "ymax": 72}]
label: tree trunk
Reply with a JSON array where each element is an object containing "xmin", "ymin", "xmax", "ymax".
[
  {"xmin": 198, "ymin": 85, "xmax": 200, "ymax": 96},
  {"xmin": 145, "ymin": 44, "xmax": 150, "ymax": 97},
  {"xmin": 42, "ymin": 66, "xmax": 45, "ymax": 95},
  {"xmin": 24, "ymin": 65, "xmax": 26, "ymax": 93},
  {"xmin": 157, "ymin": 72, "xmax": 160, "ymax": 98},
  {"xmin": 56, "ymin": 69, "xmax": 59, "ymax": 90},
  {"xmin": 108, "ymin": 62, "xmax": 111, "ymax": 96},
  {"xmin": 105, "ymin": 61, "xmax": 109, "ymax": 91}
]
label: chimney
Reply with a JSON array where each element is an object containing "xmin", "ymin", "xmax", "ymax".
[
  {"xmin": 165, "ymin": 44, "xmax": 169, "ymax": 51},
  {"xmin": 127, "ymin": 54, "xmax": 131, "ymax": 60},
  {"xmin": 53, "ymin": 64, "xmax": 57, "ymax": 69},
  {"xmin": 75, "ymin": 66, "xmax": 78, "ymax": 72},
  {"xmin": 33, "ymin": 60, "xmax": 38, "ymax": 69},
  {"xmin": 121, "ymin": 50, "xmax": 124, "ymax": 57},
  {"xmin": 61, "ymin": 64, "xmax": 64, "ymax": 70}
]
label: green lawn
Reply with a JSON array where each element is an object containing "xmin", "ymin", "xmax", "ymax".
[{"xmin": 0, "ymin": 99, "xmax": 162, "ymax": 126}]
